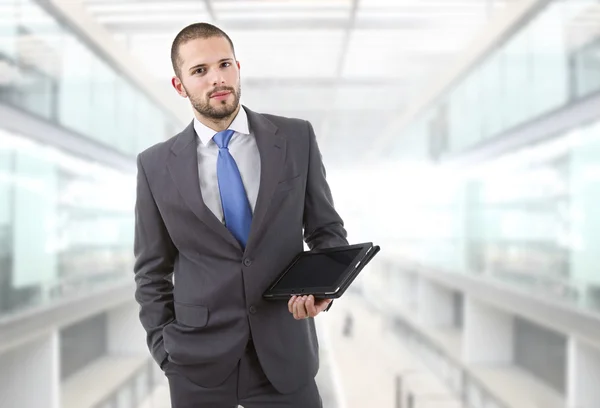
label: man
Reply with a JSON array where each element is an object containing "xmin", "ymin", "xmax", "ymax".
[{"xmin": 133, "ymin": 22, "xmax": 348, "ymax": 407}]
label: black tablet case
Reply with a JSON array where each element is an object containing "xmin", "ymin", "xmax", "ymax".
[{"xmin": 263, "ymin": 244, "xmax": 381, "ymax": 300}]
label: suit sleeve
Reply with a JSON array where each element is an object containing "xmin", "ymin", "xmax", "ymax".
[
  {"xmin": 303, "ymin": 120, "xmax": 349, "ymax": 250},
  {"xmin": 133, "ymin": 154, "xmax": 176, "ymax": 369}
]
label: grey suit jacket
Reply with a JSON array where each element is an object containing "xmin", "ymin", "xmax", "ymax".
[{"xmin": 133, "ymin": 106, "xmax": 348, "ymax": 394}]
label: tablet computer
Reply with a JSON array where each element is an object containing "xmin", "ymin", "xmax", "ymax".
[{"xmin": 262, "ymin": 242, "xmax": 380, "ymax": 300}]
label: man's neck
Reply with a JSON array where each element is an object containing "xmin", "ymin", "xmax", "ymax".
[{"xmin": 194, "ymin": 105, "xmax": 241, "ymax": 132}]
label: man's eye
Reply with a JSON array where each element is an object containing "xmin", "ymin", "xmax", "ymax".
[
  {"xmin": 222, "ymin": 62, "xmax": 231, "ymax": 67},
  {"xmin": 194, "ymin": 68, "xmax": 205, "ymax": 74}
]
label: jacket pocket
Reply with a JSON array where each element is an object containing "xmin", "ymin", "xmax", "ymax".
[
  {"xmin": 174, "ymin": 302, "xmax": 209, "ymax": 328},
  {"xmin": 277, "ymin": 174, "xmax": 302, "ymax": 193}
]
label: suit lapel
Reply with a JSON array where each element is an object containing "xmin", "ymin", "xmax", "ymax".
[
  {"xmin": 167, "ymin": 121, "xmax": 242, "ymax": 251},
  {"xmin": 244, "ymin": 107, "xmax": 286, "ymax": 252}
]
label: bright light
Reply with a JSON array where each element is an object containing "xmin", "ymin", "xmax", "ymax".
[
  {"xmin": 214, "ymin": 1, "xmax": 351, "ymax": 11},
  {"xmin": 219, "ymin": 10, "xmax": 350, "ymax": 20},
  {"xmin": 96, "ymin": 13, "xmax": 210, "ymax": 23},
  {"xmin": 87, "ymin": 2, "xmax": 206, "ymax": 14}
]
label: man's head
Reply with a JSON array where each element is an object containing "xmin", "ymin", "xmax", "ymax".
[{"xmin": 171, "ymin": 23, "xmax": 241, "ymax": 122}]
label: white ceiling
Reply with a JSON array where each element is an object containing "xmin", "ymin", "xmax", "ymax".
[{"xmin": 79, "ymin": 0, "xmax": 511, "ymax": 164}]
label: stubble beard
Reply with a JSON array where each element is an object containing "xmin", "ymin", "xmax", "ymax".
[{"xmin": 187, "ymin": 84, "xmax": 242, "ymax": 120}]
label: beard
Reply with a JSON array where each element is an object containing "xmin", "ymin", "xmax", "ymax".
[{"xmin": 186, "ymin": 83, "xmax": 242, "ymax": 120}]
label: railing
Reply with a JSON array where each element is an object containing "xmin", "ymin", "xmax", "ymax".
[
  {"xmin": 381, "ymin": 252, "xmax": 600, "ymax": 322},
  {"xmin": 0, "ymin": 267, "xmax": 131, "ymax": 321},
  {"xmin": 394, "ymin": 316, "xmax": 508, "ymax": 408},
  {"xmin": 41, "ymin": 269, "xmax": 132, "ymax": 303},
  {"xmin": 361, "ymin": 293, "xmax": 510, "ymax": 408}
]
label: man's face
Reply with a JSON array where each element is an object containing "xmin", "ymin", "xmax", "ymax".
[{"xmin": 172, "ymin": 36, "xmax": 241, "ymax": 120}]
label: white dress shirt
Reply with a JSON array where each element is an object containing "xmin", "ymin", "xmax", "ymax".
[{"xmin": 194, "ymin": 107, "xmax": 261, "ymax": 223}]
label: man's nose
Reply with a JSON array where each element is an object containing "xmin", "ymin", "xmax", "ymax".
[{"xmin": 211, "ymin": 69, "xmax": 226, "ymax": 85}]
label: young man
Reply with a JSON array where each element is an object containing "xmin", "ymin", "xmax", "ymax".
[{"xmin": 133, "ymin": 22, "xmax": 348, "ymax": 407}]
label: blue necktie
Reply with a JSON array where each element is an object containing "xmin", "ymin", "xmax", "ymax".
[{"xmin": 213, "ymin": 129, "xmax": 252, "ymax": 248}]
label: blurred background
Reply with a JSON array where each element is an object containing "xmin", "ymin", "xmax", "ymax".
[{"xmin": 1, "ymin": 0, "xmax": 600, "ymax": 407}]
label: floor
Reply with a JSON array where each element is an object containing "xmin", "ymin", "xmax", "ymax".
[{"xmin": 323, "ymin": 291, "xmax": 463, "ymax": 408}]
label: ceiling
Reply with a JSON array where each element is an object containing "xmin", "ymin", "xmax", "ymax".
[{"xmin": 79, "ymin": 0, "xmax": 511, "ymax": 165}]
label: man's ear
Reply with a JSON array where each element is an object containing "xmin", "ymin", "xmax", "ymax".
[
  {"xmin": 237, "ymin": 61, "xmax": 241, "ymax": 70},
  {"xmin": 171, "ymin": 76, "xmax": 187, "ymax": 98}
]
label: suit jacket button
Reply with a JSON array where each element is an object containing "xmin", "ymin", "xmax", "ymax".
[
  {"xmin": 249, "ymin": 306, "xmax": 257, "ymax": 314},
  {"xmin": 244, "ymin": 258, "xmax": 252, "ymax": 267}
]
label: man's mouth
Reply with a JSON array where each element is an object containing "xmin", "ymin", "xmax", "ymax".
[{"xmin": 210, "ymin": 91, "xmax": 231, "ymax": 98}]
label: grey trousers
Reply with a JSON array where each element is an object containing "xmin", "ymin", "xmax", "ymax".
[{"xmin": 164, "ymin": 340, "xmax": 323, "ymax": 408}]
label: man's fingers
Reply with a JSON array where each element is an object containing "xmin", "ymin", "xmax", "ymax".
[
  {"xmin": 288, "ymin": 295, "xmax": 296, "ymax": 313},
  {"xmin": 299, "ymin": 297, "xmax": 307, "ymax": 319},
  {"xmin": 292, "ymin": 297, "xmax": 300, "ymax": 319},
  {"xmin": 288, "ymin": 295, "xmax": 325, "ymax": 319},
  {"xmin": 295, "ymin": 296, "xmax": 308, "ymax": 319},
  {"xmin": 306, "ymin": 295, "xmax": 318, "ymax": 317}
]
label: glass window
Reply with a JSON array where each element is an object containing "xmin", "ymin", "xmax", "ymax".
[
  {"xmin": 15, "ymin": 0, "xmax": 62, "ymax": 120},
  {"xmin": 113, "ymin": 74, "xmax": 129, "ymax": 153},
  {"xmin": 529, "ymin": 1, "xmax": 569, "ymax": 116},
  {"xmin": 147, "ymin": 104, "xmax": 166, "ymax": 149},
  {"xmin": 58, "ymin": 35, "xmax": 93, "ymax": 136},
  {"xmin": 568, "ymin": 120, "xmax": 600, "ymax": 309},
  {"xmin": 134, "ymin": 96, "xmax": 153, "ymax": 155},
  {"xmin": 479, "ymin": 50, "xmax": 504, "ymax": 140},
  {"xmin": 0, "ymin": 128, "xmax": 135, "ymax": 318},
  {"xmin": 383, "ymin": 116, "xmax": 600, "ymax": 313},
  {"xmin": 415, "ymin": 117, "xmax": 600, "ymax": 312},
  {"xmin": 467, "ymin": 154, "xmax": 570, "ymax": 298},
  {"xmin": 90, "ymin": 56, "xmax": 117, "ymax": 145},
  {"xmin": 115, "ymin": 80, "xmax": 137, "ymax": 154},
  {"xmin": 501, "ymin": 22, "xmax": 532, "ymax": 130},
  {"xmin": 463, "ymin": 67, "xmax": 483, "ymax": 147},
  {"xmin": 572, "ymin": 38, "xmax": 600, "ymax": 98},
  {"xmin": 378, "ymin": 0, "xmax": 600, "ymax": 317},
  {"xmin": 447, "ymin": 83, "xmax": 462, "ymax": 152},
  {"xmin": 448, "ymin": 81, "xmax": 470, "ymax": 153},
  {"xmin": 0, "ymin": 0, "xmax": 178, "ymax": 157},
  {"xmin": 416, "ymin": 0, "xmax": 600, "ymax": 157},
  {"xmin": 565, "ymin": 0, "xmax": 600, "ymax": 98},
  {"xmin": 12, "ymin": 145, "xmax": 58, "ymax": 290},
  {"xmin": 0, "ymin": 0, "xmax": 17, "ymax": 59},
  {"xmin": 0, "ymin": 139, "xmax": 14, "ymax": 312},
  {"xmin": 15, "ymin": 63, "xmax": 54, "ymax": 119}
]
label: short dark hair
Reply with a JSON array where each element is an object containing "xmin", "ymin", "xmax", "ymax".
[{"xmin": 170, "ymin": 22, "xmax": 236, "ymax": 77}]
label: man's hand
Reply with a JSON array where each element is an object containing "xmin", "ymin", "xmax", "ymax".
[{"xmin": 288, "ymin": 295, "xmax": 332, "ymax": 319}]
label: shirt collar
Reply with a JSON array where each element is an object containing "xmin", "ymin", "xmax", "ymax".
[{"xmin": 194, "ymin": 106, "xmax": 250, "ymax": 146}]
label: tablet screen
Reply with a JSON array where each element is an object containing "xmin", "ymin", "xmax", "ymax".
[{"xmin": 274, "ymin": 247, "xmax": 363, "ymax": 290}]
